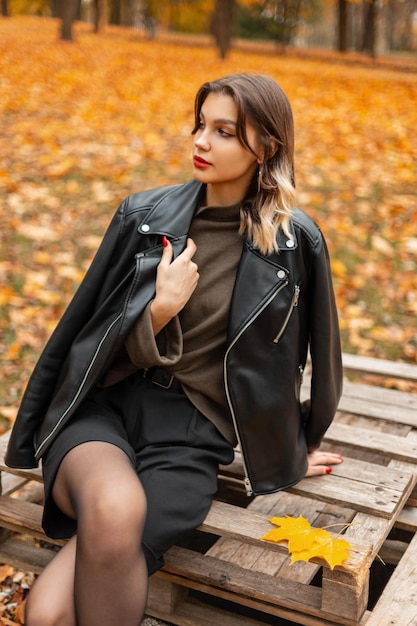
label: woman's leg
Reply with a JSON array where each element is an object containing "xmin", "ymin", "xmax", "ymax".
[
  {"xmin": 25, "ymin": 536, "xmax": 77, "ymax": 626},
  {"xmin": 25, "ymin": 441, "xmax": 148, "ymax": 626}
]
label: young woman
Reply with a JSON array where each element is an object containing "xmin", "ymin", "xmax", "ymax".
[{"xmin": 6, "ymin": 73, "xmax": 343, "ymax": 626}]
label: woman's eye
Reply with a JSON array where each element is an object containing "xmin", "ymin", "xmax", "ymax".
[{"xmin": 218, "ymin": 128, "xmax": 234, "ymax": 138}]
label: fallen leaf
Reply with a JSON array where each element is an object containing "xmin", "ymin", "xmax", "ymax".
[{"xmin": 261, "ymin": 515, "xmax": 353, "ymax": 570}]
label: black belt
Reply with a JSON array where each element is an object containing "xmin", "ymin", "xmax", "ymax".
[{"xmin": 142, "ymin": 366, "xmax": 182, "ymax": 391}]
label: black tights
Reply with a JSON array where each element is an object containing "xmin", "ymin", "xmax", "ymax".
[{"xmin": 25, "ymin": 442, "xmax": 148, "ymax": 626}]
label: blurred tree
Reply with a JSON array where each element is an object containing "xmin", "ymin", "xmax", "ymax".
[
  {"xmin": 361, "ymin": 0, "xmax": 376, "ymax": 56},
  {"xmin": 95, "ymin": 0, "xmax": 108, "ymax": 32},
  {"xmin": 337, "ymin": 0, "xmax": 347, "ymax": 51},
  {"xmin": 108, "ymin": 0, "xmax": 121, "ymax": 23},
  {"xmin": 57, "ymin": 0, "xmax": 77, "ymax": 40},
  {"xmin": 386, "ymin": 0, "xmax": 417, "ymax": 50},
  {"xmin": 211, "ymin": 0, "xmax": 235, "ymax": 57},
  {"xmin": 1, "ymin": 0, "xmax": 9, "ymax": 15},
  {"xmin": 235, "ymin": 0, "xmax": 323, "ymax": 46}
]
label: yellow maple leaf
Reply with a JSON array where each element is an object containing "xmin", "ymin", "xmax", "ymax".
[
  {"xmin": 262, "ymin": 515, "xmax": 313, "ymax": 547},
  {"xmin": 290, "ymin": 536, "xmax": 352, "ymax": 570},
  {"xmin": 260, "ymin": 515, "xmax": 353, "ymax": 570}
]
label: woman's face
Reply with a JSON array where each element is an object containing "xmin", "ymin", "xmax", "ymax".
[{"xmin": 192, "ymin": 92, "xmax": 260, "ymax": 206}]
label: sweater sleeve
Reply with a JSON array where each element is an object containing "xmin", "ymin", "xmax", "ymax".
[{"xmin": 124, "ymin": 302, "xmax": 183, "ymax": 369}]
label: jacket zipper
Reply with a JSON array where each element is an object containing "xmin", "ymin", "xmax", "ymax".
[
  {"xmin": 35, "ymin": 312, "xmax": 123, "ymax": 458},
  {"xmin": 224, "ymin": 280, "xmax": 289, "ymax": 496},
  {"xmin": 272, "ymin": 284, "xmax": 300, "ymax": 344}
]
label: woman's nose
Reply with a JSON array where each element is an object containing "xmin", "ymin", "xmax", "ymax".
[{"xmin": 194, "ymin": 131, "xmax": 209, "ymax": 151}]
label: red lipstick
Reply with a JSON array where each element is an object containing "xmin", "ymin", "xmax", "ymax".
[{"xmin": 193, "ymin": 155, "xmax": 211, "ymax": 169}]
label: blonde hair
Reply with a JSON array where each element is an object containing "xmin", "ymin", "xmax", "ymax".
[{"xmin": 193, "ymin": 74, "xmax": 297, "ymax": 255}]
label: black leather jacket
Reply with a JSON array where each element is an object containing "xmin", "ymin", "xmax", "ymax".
[{"xmin": 5, "ymin": 180, "xmax": 343, "ymax": 496}]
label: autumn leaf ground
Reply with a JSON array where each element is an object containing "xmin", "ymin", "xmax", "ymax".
[{"xmin": 0, "ymin": 15, "xmax": 417, "ymax": 623}]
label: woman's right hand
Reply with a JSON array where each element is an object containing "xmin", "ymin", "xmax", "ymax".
[{"xmin": 150, "ymin": 237, "xmax": 199, "ymax": 335}]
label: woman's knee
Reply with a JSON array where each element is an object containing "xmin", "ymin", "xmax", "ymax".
[{"xmin": 78, "ymin": 482, "xmax": 147, "ymax": 560}]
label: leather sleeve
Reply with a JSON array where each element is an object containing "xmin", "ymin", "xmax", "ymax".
[{"xmin": 302, "ymin": 231, "xmax": 343, "ymax": 451}]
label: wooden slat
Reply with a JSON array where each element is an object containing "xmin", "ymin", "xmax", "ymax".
[
  {"xmin": 364, "ymin": 532, "xmax": 417, "ymax": 626},
  {"xmin": 0, "ymin": 494, "xmax": 63, "ymax": 545},
  {"xmin": 150, "ymin": 574, "xmax": 365, "ymax": 626},
  {"xmin": 0, "ymin": 536, "xmax": 55, "ymax": 574},
  {"xmin": 395, "ymin": 505, "xmax": 417, "ymax": 531},
  {"xmin": 200, "ymin": 500, "xmax": 368, "ymax": 574},
  {"xmin": 341, "ymin": 353, "xmax": 417, "ymax": 382},
  {"xmin": 161, "ymin": 545, "xmax": 373, "ymax": 626},
  {"xmin": 341, "ymin": 379, "xmax": 417, "ymax": 412},
  {"xmin": 324, "ymin": 422, "xmax": 417, "ymax": 463},
  {"xmin": 148, "ymin": 591, "xmax": 270, "ymax": 626},
  {"xmin": 290, "ymin": 457, "xmax": 415, "ymax": 518},
  {"xmin": 337, "ymin": 393, "xmax": 417, "ymax": 425},
  {"xmin": 208, "ymin": 490, "xmax": 357, "ymax": 584}
]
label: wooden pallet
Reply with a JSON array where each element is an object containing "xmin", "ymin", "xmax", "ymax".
[{"xmin": 0, "ymin": 353, "xmax": 416, "ymax": 626}]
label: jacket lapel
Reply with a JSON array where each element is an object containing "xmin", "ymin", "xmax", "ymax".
[
  {"xmin": 227, "ymin": 233, "xmax": 296, "ymax": 342},
  {"xmin": 137, "ymin": 180, "xmax": 203, "ymax": 245}
]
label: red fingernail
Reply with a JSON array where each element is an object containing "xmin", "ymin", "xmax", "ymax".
[
  {"xmin": 326, "ymin": 467, "xmax": 332, "ymax": 474},
  {"xmin": 162, "ymin": 236, "xmax": 168, "ymax": 247}
]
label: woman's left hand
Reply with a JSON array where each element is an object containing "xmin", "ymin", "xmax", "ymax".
[{"xmin": 305, "ymin": 449, "xmax": 343, "ymax": 477}]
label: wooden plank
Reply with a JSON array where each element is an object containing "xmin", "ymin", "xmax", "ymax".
[
  {"xmin": 341, "ymin": 353, "xmax": 417, "ymax": 382},
  {"xmin": 151, "ymin": 575, "xmax": 363, "ymax": 626},
  {"xmin": 0, "ymin": 494, "xmax": 64, "ymax": 545},
  {"xmin": 148, "ymin": 590, "xmax": 271, "ymax": 626},
  {"xmin": 163, "ymin": 546, "xmax": 322, "ymax": 611},
  {"xmin": 200, "ymin": 500, "xmax": 368, "ymax": 574},
  {"xmin": 1, "ymin": 473, "xmax": 28, "ymax": 496},
  {"xmin": 364, "ymin": 532, "xmax": 417, "ymax": 626},
  {"xmin": 251, "ymin": 493, "xmax": 356, "ymax": 584},
  {"xmin": 161, "ymin": 546, "xmax": 367, "ymax": 625},
  {"xmin": 337, "ymin": 394, "xmax": 417, "ymax": 425},
  {"xmin": 324, "ymin": 422, "xmax": 417, "ymax": 463},
  {"xmin": 342, "ymin": 512, "xmax": 393, "ymax": 559},
  {"xmin": 0, "ymin": 536, "xmax": 55, "ymax": 574},
  {"xmin": 395, "ymin": 505, "xmax": 417, "ymax": 532},
  {"xmin": 290, "ymin": 458, "xmax": 415, "ymax": 518},
  {"xmin": 341, "ymin": 379, "xmax": 417, "ymax": 412}
]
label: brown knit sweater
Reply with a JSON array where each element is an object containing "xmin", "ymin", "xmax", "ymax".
[{"xmin": 124, "ymin": 203, "xmax": 243, "ymax": 445}]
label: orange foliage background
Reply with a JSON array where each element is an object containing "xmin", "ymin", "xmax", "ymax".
[{"xmin": 1, "ymin": 16, "xmax": 417, "ymax": 430}]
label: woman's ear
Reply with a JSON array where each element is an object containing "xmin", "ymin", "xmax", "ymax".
[
  {"xmin": 258, "ymin": 137, "xmax": 279, "ymax": 163},
  {"xmin": 268, "ymin": 137, "xmax": 279, "ymax": 159}
]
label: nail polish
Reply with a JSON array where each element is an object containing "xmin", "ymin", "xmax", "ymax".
[
  {"xmin": 162, "ymin": 236, "xmax": 168, "ymax": 247},
  {"xmin": 326, "ymin": 467, "xmax": 332, "ymax": 474}
]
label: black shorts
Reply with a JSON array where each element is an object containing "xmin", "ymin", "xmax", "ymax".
[{"xmin": 41, "ymin": 372, "xmax": 234, "ymax": 575}]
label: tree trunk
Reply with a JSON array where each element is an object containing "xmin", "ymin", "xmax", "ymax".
[
  {"xmin": 108, "ymin": 0, "xmax": 121, "ymax": 25},
  {"xmin": 95, "ymin": 0, "xmax": 108, "ymax": 33},
  {"xmin": 57, "ymin": 0, "xmax": 77, "ymax": 41},
  {"xmin": 211, "ymin": 0, "xmax": 235, "ymax": 59},
  {"xmin": 1, "ymin": 0, "xmax": 9, "ymax": 17},
  {"xmin": 361, "ymin": 0, "xmax": 377, "ymax": 57},
  {"xmin": 338, "ymin": 0, "xmax": 348, "ymax": 52},
  {"xmin": 50, "ymin": 0, "xmax": 58, "ymax": 18}
]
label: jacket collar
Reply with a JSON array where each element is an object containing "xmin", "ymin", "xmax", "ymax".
[
  {"xmin": 137, "ymin": 179, "xmax": 298, "ymax": 252},
  {"xmin": 137, "ymin": 180, "xmax": 203, "ymax": 239}
]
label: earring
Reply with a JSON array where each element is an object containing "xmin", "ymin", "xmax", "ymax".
[{"xmin": 257, "ymin": 164, "xmax": 263, "ymax": 193}]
